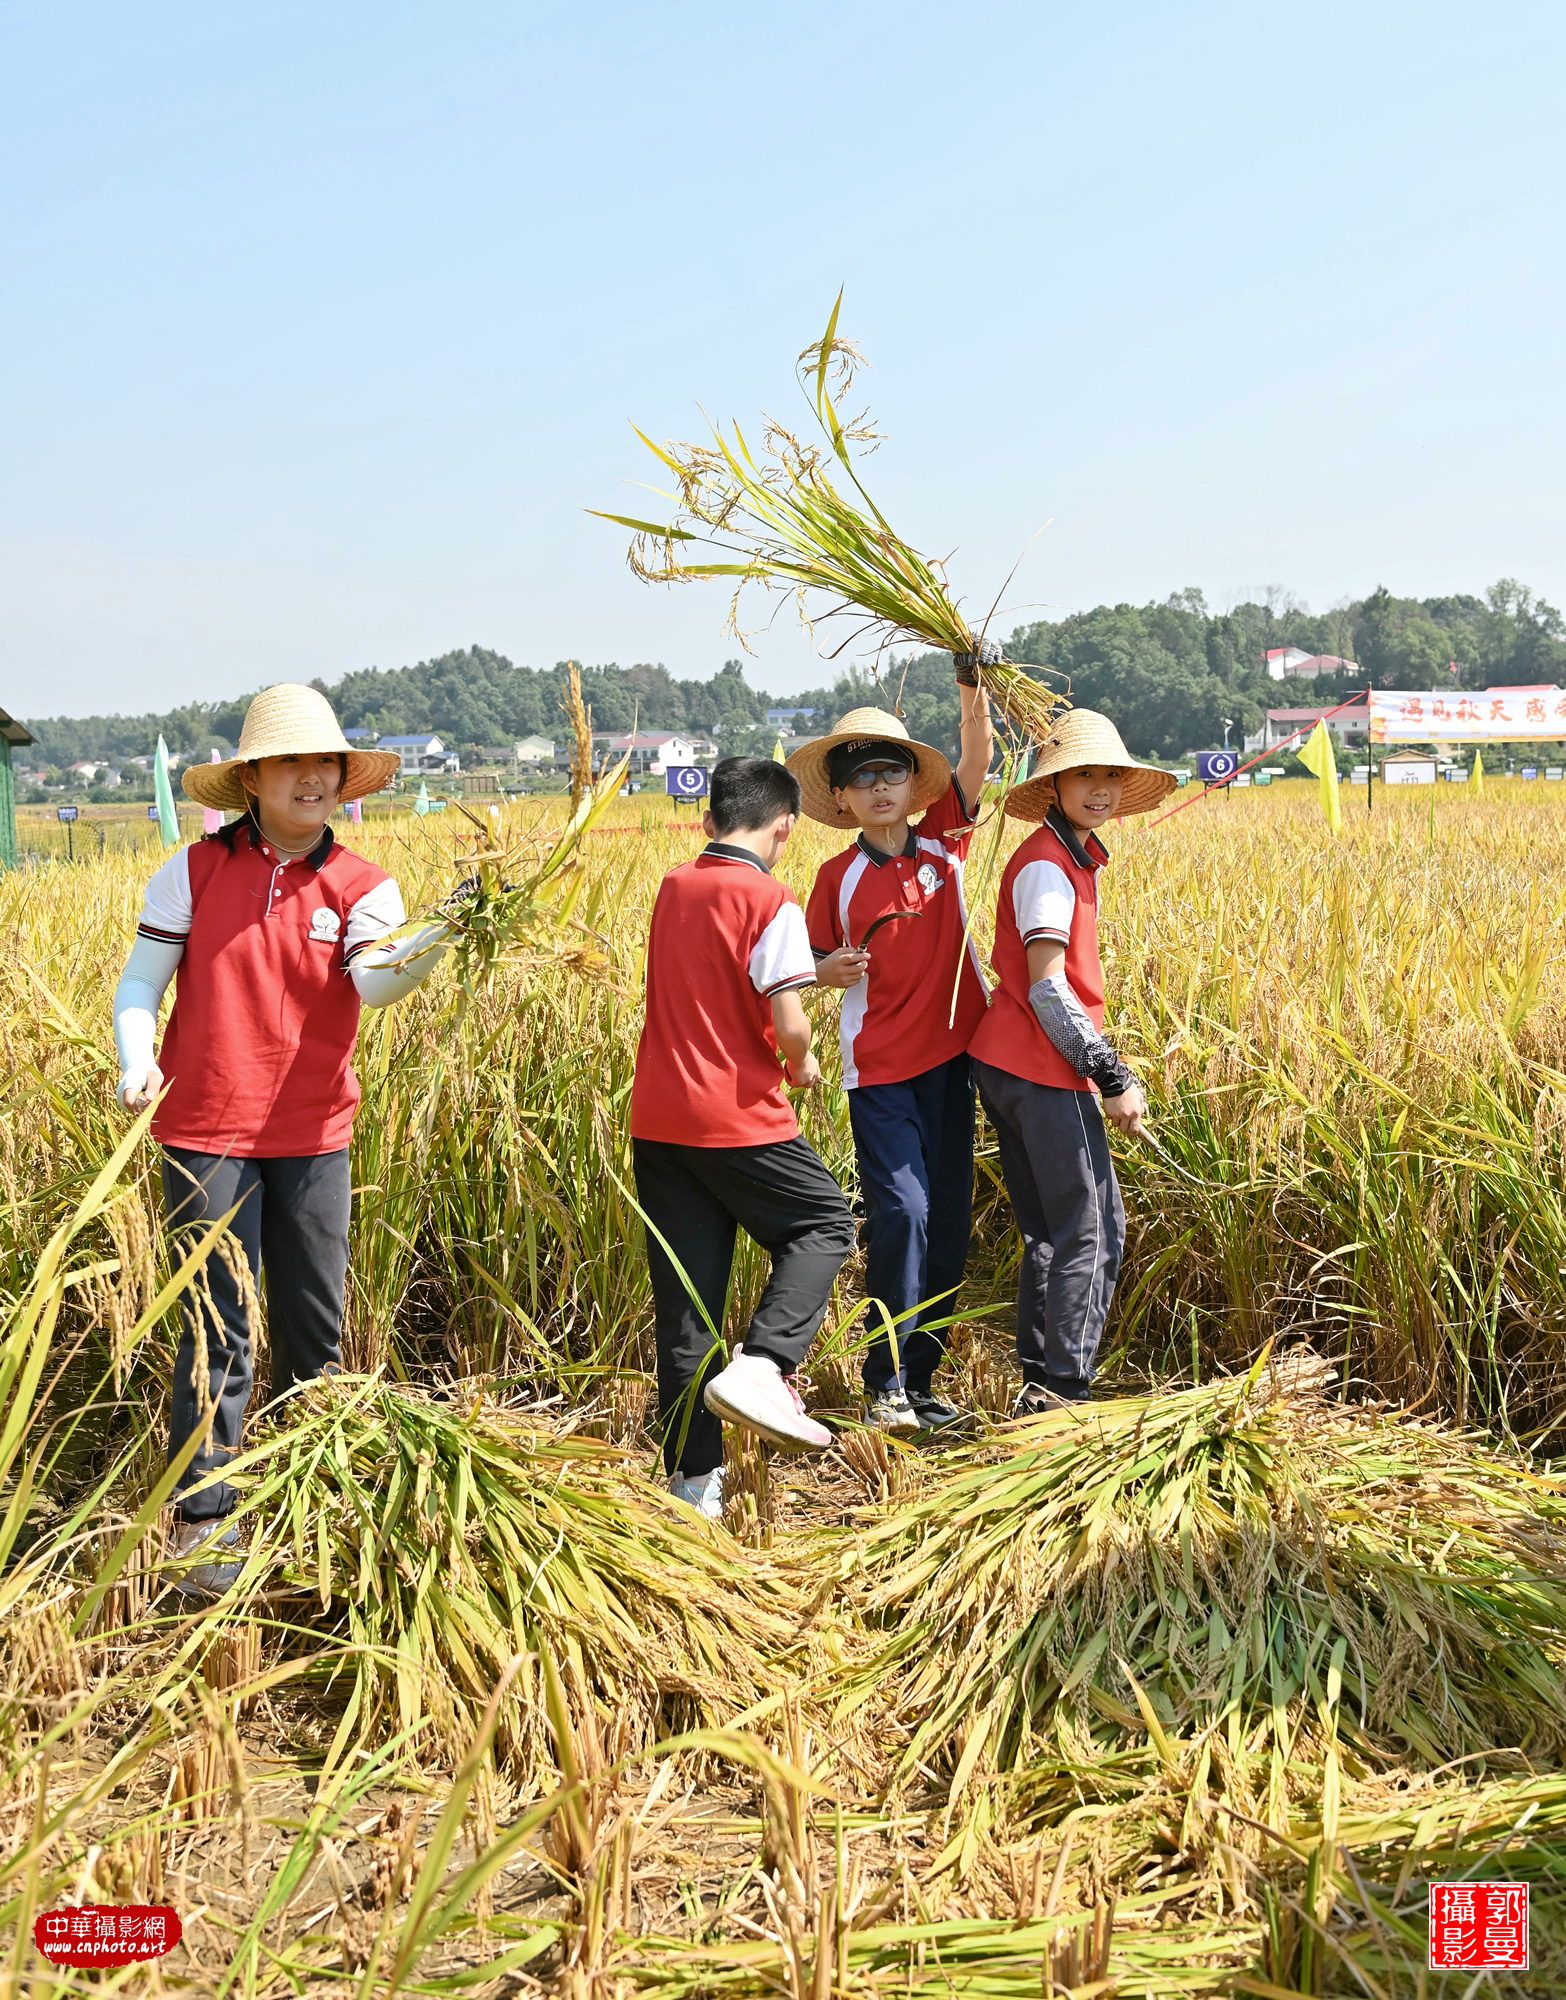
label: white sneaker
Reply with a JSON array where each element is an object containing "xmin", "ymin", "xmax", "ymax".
[
  {"xmin": 668, "ymin": 1466, "xmax": 726, "ymax": 1519},
  {"xmin": 703, "ymin": 1353, "xmax": 832, "ymax": 1453}
]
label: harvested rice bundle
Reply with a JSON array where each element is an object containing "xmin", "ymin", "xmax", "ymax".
[
  {"xmin": 592, "ymin": 295, "xmax": 1066, "ymax": 743},
  {"xmin": 828, "ymin": 1354, "xmax": 1566, "ymax": 1816},
  {"xmin": 208, "ymin": 1376, "xmax": 799, "ymax": 1780}
]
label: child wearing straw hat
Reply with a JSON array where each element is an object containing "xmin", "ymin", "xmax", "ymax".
[
  {"xmin": 790, "ymin": 672, "xmax": 994, "ymax": 1434},
  {"xmin": 968, "ymin": 708, "xmax": 1174, "ymax": 1414},
  {"xmin": 111, "ymin": 683, "xmax": 456, "ymax": 1598}
]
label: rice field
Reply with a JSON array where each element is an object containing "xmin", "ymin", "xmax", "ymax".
[{"xmin": 5, "ymin": 777, "xmax": 1566, "ymax": 1996}]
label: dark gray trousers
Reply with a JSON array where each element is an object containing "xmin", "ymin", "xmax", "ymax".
[
  {"xmin": 973, "ymin": 1061, "xmax": 1125, "ymax": 1396},
  {"xmin": 162, "ymin": 1146, "xmax": 351, "ymax": 1520},
  {"xmin": 633, "ymin": 1135, "xmax": 856, "ymax": 1478}
]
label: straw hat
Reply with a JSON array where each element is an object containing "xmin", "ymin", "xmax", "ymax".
[
  {"xmin": 1003, "ymin": 707, "xmax": 1177, "ymax": 823},
  {"xmin": 786, "ymin": 706, "xmax": 952, "ymax": 828},
  {"xmin": 181, "ymin": 684, "xmax": 401, "ymax": 811}
]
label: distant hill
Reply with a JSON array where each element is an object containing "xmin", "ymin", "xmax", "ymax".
[{"xmin": 18, "ymin": 580, "xmax": 1565, "ymax": 774}]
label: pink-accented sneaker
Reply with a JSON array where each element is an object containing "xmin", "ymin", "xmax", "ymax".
[{"xmin": 703, "ymin": 1352, "xmax": 832, "ymax": 1452}]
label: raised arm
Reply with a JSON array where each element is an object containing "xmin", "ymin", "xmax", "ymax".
[{"xmin": 954, "ymin": 681, "xmax": 994, "ymax": 814}]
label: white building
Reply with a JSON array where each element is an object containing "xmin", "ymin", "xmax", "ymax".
[
  {"xmin": 595, "ymin": 731, "xmax": 715, "ymax": 775},
  {"xmin": 378, "ymin": 733, "xmax": 458, "ymax": 775},
  {"xmin": 1265, "ymin": 649, "xmax": 1358, "ymax": 682},
  {"xmin": 1263, "ymin": 701, "xmax": 1370, "ymax": 751}
]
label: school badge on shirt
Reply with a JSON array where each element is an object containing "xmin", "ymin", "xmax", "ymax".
[
  {"xmin": 916, "ymin": 862, "xmax": 942, "ymax": 895},
  {"xmin": 309, "ymin": 907, "xmax": 342, "ymax": 944}
]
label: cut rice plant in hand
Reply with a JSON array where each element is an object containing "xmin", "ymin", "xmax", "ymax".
[
  {"xmin": 590, "ymin": 293, "xmax": 1068, "ymax": 743},
  {"xmin": 413, "ymin": 664, "xmax": 633, "ymax": 989},
  {"xmin": 828, "ymin": 1349, "xmax": 1566, "ymax": 1831}
]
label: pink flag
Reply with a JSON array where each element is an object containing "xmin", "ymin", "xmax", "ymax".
[
  {"xmin": 203, "ymin": 749, "xmax": 223, "ymax": 834},
  {"xmin": 347, "ymin": 797, "xmax": 362, "ymax": 824}
]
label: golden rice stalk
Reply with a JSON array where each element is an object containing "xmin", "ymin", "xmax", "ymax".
[
  {"xmin": 562, "ymin": 660, "xmax": 596, "ymax": 814},
  {"xmin": 590, "ymin": 293, "xmax": 1067, "ymax": 744}
]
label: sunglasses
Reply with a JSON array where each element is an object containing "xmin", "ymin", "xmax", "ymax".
[{"xmin": 843, "ymin": 763, "xmax": 911, "ymax": 790}]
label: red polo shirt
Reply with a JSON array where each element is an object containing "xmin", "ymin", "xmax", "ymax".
[
  {"xmin": 136, "ymin": 820, "xmax": 405, "ymax": 1156},
  {"xmin": 631, "ymin": 842, "xmax": 816, "ymax": 1147},
  {"xmin": 804, "ymin": 781, "xmax": 988, "ymax": 1089},
  {"xmin": 969, "ymin": 808, "xmax": 1109, "ymax": 1093}
]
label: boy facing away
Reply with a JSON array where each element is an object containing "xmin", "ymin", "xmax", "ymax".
[
  {"xmin": 631, "ymin": 756, "xmax": 857, "ymax": 1518},
  {"xmin": 968, "ymin": 708, "xmax": 1174, "ymax": 1413},
  {"xmin": 794, "ymin": 666, "xmax": 994, "ymax": 1434}
]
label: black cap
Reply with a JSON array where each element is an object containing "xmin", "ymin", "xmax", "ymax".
[{"xmin": 825, "ymin": 738, "xmax": 918, "ymax": 790}]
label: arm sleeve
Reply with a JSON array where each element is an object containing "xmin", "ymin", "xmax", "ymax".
[
  {"xmin": 1028, "ymin": 975, "xmax": 1137, "ymax": 1097},
  {"xmin": 749, "ymin": 900, "xmax": 816, "ymax": 996},
  {"xmin": 350, "ymin": 920, "xmax": 453, "ymax": 1008},
  {"xmin": 342, "ymin": 875, "xmax": 408, "ymax": 965},
  {"xmin": 113, "ymin": 933, "xmax": 184, "ymax": 1087},
  {"xmin": 1013, "ymin": 858, "xmax": 1076, "ymax": 945}
]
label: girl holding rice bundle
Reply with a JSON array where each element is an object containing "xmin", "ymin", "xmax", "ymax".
[{"xmin": 112, "ymin": 683, "xmax": 457, "ymax": 1599}]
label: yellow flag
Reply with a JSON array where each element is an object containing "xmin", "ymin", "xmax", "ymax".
[
  {"xmin": 1471, "ymin": 746, "xmax": 1485, "ymax": 796},
  {"xmin": 1297, "ymin": 720, "xmax": 1342, "ymax": 835},
  {"xmin": 773, "ymin": 736, "xmax": 787, "ymax": 763}
]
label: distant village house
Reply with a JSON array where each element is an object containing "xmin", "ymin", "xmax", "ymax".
[
  {"xmin": 378, "ymin": 733, "xmax": 459, "ymax": 776},
  {"xmin": 593, "ymin": 731, "xmax": 716, "ymax": 775},
  {"xmin": 1264, "ymin": 648, "xmax": 1358, "ymax": 682}
]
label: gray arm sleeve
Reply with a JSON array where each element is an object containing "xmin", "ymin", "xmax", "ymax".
[{"xmin": 1029, "ymin": 975, "xmax": 1137, "ymax": 1097}]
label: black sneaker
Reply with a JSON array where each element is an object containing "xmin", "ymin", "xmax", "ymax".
[
  {"xmin": 1011, "ymin": 1383, "xmax": 1079, "ymax": 1419},
  {"xmin": 864, "ymin": 1386, "xmax": 921, "ymax": 1433},
  {"xmin": 906, "ymin": 1387, "xmax": 965, "ymax": 1431}
]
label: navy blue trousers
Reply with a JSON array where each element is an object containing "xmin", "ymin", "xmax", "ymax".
[{"xmin": 848, "ymin": 1055, "xmax": 975, "ymax": 1393}]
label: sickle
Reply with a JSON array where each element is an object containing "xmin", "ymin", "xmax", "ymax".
[{"xmin": 855, "ymin": 909, "xmax": 923, "ymax": 950}]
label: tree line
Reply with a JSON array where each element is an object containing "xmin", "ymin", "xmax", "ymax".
[{"xmin": 20, "ymin": 579, "xmax": 1566, "ymax": 774}]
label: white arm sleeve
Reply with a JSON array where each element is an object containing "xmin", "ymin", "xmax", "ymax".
[
  {"xmin": 342, "ymin": 875, "xmax": 408, "ymax": 964},
  {"xmin": 351, "ymin": 921, "xmax": 453, "ymax": 1008},
  {"xmin": 113, "ymin": 933, "xmax": 184, "ymax": 1099}
]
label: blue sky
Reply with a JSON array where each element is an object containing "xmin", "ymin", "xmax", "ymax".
[{"xmin": 3, "ymin": 1, "xmax": 1562, "ymax": 715}]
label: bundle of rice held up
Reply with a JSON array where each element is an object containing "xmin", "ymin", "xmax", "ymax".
[
  {"xmin": 591, "ymin": 293, "xmax": 1066, "ymax": 741},
  {"xmin": 826, "ymin": 1349, "xmax": 1566, "ymax": 1823},
  {"xmin": 203, "ymin": 1375, "xmax": 797, "ymax": 1782}
]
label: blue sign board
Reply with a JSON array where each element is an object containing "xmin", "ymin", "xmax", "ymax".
[
  {"xmin": 57, "ymin": 805, "xmax": 79, "ymax": 822},
  {"xmin": 1197, "ymin": 751, "xmax": 1238, "ymax": 785},
  {"xmin": 147, "ymin": 804, "xmax": 161, "ymax": 819},
  {"xmin": 666, "ymin": 766, "xmax": 709, "ymax": 798}
]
